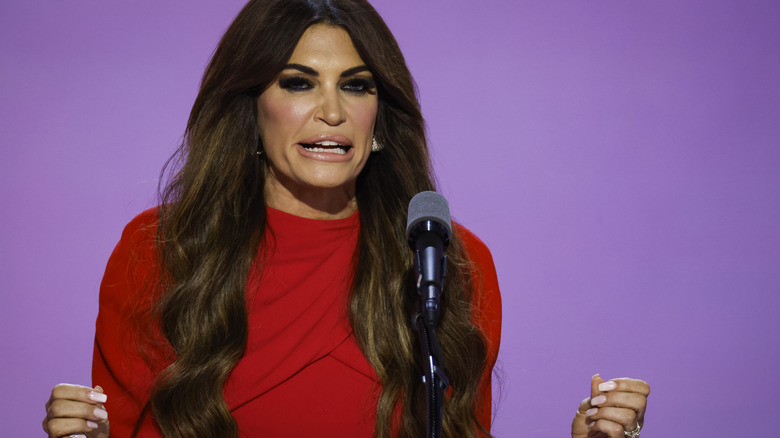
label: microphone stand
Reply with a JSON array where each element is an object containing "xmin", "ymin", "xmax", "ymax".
[{"xmin": 412, "ymin": 247, "xmax": 450, "ymax": 438}]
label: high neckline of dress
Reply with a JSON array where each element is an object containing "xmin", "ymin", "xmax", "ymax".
[
  {"xmin": 263, "ymin": 206, "xmax": 360, "ymax": 247},
  {"xmin": 265, "ymin": 205, "xmax": 359, "ymax": 227}
]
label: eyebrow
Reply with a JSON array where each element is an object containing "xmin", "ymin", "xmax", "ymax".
[{"xmin": 283, "ymin": 63, "xmax": 371, "ymax": 78}]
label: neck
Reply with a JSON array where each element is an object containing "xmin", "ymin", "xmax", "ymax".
[{"xmin": 264, "ymin": 175, "xmax": 358, "ymax": 220}]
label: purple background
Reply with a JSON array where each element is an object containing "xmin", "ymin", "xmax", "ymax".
[{"xmin": 2, "ymin": 1, "xmax": 779, "ymax": 436}]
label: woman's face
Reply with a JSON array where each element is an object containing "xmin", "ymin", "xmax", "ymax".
[{"xmin": 257, "ymin": 24, "xmax": 379, "ymax": 217}]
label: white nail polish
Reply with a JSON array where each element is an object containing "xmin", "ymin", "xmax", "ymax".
[
  {"xmin": 94, "ymin": 408, "xmax": 108, "ymax": 420},
  {"xmin": 598, "ymin": 381, "xmax": 617, "ymax": 391},
  {"xmin": 89, "ymin": 391, "xmax": 108, "ymax": 403},
  {"xmin": 585, "ymin": 408, "xmax": 598, "ymax": 416},
  {"xmin": 591, "ymin": 395, "xmax": 607, "ymax": 405},
  {"xmin": 87, "ymin": 420, "xmax": 98, "ymax": 429}
]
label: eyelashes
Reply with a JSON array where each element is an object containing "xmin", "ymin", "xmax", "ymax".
[
  {"xmin": 278, "ymin": 76, "xmax": 376, "ymax": 95},
  {"xmin": 279, "ymin": 76, "xmax": 312, "ymax": 91},
  {"xmin": 342, "ymin": 78, "xmax": 376, "ymax": 94}
]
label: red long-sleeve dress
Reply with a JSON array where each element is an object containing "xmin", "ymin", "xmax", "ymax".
[{"xmin": 92, "ymin": 207, "xmax": 501, "ymax": 437}]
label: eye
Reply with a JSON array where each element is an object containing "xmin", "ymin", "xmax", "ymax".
[
  {"xmin": 342, "ymin": 78, "xmax": 376, "ymax": 94},
  {"xmin": 279, "ymin": 76, "xmax": 313, "ymax": 92}
]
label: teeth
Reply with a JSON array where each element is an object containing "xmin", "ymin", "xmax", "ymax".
[
  {"xmin": 305, "ymin": 146, "xmax": 346, "ymax": 154},
  {"xmin": 315, "ymin": 140, "xmax": 343, "ymax": 146}
]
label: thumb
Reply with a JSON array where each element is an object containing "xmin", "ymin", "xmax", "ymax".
[
  {"xmin": 93, "ymin": 386, "xmax": 107, "ymax": 410},
  {"xmin": 591, "ymin": 374, "xmax": 605, "ymax": 398}
]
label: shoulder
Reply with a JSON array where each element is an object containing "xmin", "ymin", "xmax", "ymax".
[
  {"xmin": 453, "ymin": 222, "xmax": 499, "ymax": 300},
  {"xmin": 99, "ymin": 207, "xmax": 161, "ymax": 308},
  {"xmin": 453, "ymin": 223, "xmax": 494, "ymax": 273},
  {"xmin": 119, "ymin": 207, "xmax": 160, "ymax": 246},
  {"xmin": 111, "ymin": 207, "xmax": 161, "ymax": 264},
  {"xmin": 453, "ymin": 223, "xmax": 502, "ymax": 362}
]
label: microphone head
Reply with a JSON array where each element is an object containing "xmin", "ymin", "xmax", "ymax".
[{"xmin": 406, "ymin": 191, "xmax": 452, "ymax": 239}]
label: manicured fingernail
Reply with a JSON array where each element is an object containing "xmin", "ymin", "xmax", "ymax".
[
  {"xmin": 598, "ymin": 381, "xmax": 617, "ymax": 391},
  {"xmin": 591, "ymin": 395, "xmax": 607, "ymax": 405},
  {"xmin": 87, "ymin": 420, "xmax": 99, "ymax": 429},
  {"xmin": 93, "ymin": 408, "xmax": 108, "ymax": 420},
  {"xmin": 585, "ymin": 408, "xmax": 598, "ymax": 416},
  {"xmin": 89, "ymin": 391, "xmax": 108, "ymax": 403},
  {"xmin": 587, "ymin": 420, "xmax": 595, "ymax": 429}
]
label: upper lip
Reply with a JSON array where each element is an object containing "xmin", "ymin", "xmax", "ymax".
[{"xmin": 298, "ymin": 134, "xmax": 353, "ymax": 147}]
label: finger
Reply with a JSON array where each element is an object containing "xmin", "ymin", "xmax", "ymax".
[
  {"xmin": 50, "ymin": 383, "xmax": 108, "ymax": 406},
  {"xmin": 43, "ymin": 417, "xmax": 99, "ymax": 438},
  {"xmin": 590, "ymin": 390, "xmax": 647, "ymax": 413},
  {"xmin": 577, "ymin": 397, "xmax": 591, "ymax": 415},
  {"xmin": 579, "ymin": 374, "xmax": 606, "ymax": 416},
  {"xmin": 92, "ymin": 385, "xmax": 107, "ymax": 411},
  {"xmin": 585, "ymin": 406, "xmax": 637, "ymax": 430},
  {"xmin": 590, "ymin": 374, "xmax": 605, "ymax": 399},
  {"xmin": 608, "ymin": 378, "xmax": 651, "ymax": 396},
  {"xmin": 48, "ymin": 399, "xmax": 109, "ymax": 423},
  {"xmin": 587, "ymin": 417, "xmax": 626, "ymax": 438},
  {"xmin": 571, "ymin": 398, "xmax": 591, "ymax": 437}
]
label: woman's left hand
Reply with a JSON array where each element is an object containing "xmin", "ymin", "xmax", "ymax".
[{"xmin": 571, "ymin": 374, "xmax": 650, "ymax": 438}]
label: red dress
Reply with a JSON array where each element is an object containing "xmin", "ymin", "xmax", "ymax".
[{"xmin": 92, "ymin": 207, "xmax": 501, "ymax": 437}]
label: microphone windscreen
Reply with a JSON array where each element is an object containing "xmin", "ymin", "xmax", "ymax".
[{"xmin": 406, "ymin": 191, "xmax": 452, "ymax": 239}]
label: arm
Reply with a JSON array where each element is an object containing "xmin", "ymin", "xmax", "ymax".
[
  {"xmin": 42, "ymin": 209, "xmax": 166, "ymax": 438},
  {"xmin": 91, "ymin": 208, "xmax": 168, "ymax": 437},
  {"xmin": 456, "ymin": 224, "xmax": 502, "ymax": 433}
]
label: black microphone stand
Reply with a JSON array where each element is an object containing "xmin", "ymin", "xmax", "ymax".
[
  {"xmin": 413, "ymin": 312, "xmax": 449, "ymax": 438},
  {"xmin": 410, "ymin": 221, "xmax": 450, "ymax": 438}
]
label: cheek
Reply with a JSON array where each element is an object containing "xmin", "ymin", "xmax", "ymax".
[
  {"xmin": 347, "ymin": 100, "xmax": 379, "ymax": 135},
  {"xmin": 257, "ymin": 96, "xmax": 311, "ymax": 143}
]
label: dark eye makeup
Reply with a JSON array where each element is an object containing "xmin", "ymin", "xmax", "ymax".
[
  {"xmin": 342, "ymin": 77, "xmax": 377, "ymax": 94},
  {"xmin": 278, "ymin": 75, "xmax": 376, "ymax": 95},
  {"xmin": 279, "ymin": 76, "xmax": 313, "ymax": 91}
]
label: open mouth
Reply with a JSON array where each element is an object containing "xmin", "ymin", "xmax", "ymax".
[{"xmin": 300, "ymin": 140, "xmax": 352, "ymax": 155}]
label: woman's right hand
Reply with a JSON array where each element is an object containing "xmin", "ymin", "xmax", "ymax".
[{"xmin": 43, "ymin": 384, "xmax": 110, "ymax": 438}]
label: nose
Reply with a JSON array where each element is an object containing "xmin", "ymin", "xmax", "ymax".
[{"xmin": 316, "ymin": 88, "xmax": 346, "ymax": 126}]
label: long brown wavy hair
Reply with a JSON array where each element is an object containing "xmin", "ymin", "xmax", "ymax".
[{"xmin": 145, "ymin": 0, "xmax": 490, "ymax": 436}]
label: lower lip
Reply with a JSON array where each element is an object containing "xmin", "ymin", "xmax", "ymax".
[{"xmin": 296, "ymin": 144, "xmax": 355, "ymax": 162}]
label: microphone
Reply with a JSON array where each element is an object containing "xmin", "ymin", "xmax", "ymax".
[{"xmin": 406, "ymin": 191, "xmax": 451, "ymax": 327}]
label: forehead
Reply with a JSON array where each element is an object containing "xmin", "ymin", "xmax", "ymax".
[{"xmin": 288, "ymin": 24, "xmax": 366, "ymax": 69}]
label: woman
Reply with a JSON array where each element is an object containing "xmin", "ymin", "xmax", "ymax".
[{"xmin": 42, "ymin": 1, "xmax": 649, "ymax": 437}]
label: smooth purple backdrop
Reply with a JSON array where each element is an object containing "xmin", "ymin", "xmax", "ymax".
[{"xmin": 2, "ymin": 1, "xmax": 779, "ymax": 436}]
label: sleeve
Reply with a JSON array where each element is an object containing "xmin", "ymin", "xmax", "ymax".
[
  {"xmin": 454, "ymin": 223, "xmax": 502, "ymax": 434},
  {"xmin": 92, "ymin": 208, "xmax": 166, "ymax": 437}
]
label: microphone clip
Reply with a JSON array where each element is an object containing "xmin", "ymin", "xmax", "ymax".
[{"xmin": 410, "ymin": 220, "xmax": 449, "ymax": 328}]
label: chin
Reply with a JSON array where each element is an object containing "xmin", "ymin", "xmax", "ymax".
[
  {"xmin": 302, "ymin": 178, "xmax": 354, "ymax": 191},
  {"xmin": 298, "ymin": 171, "xmax": 357, "ymax": 189}
]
